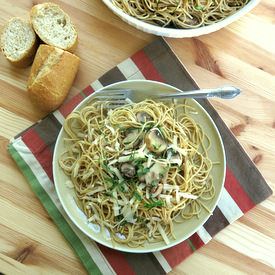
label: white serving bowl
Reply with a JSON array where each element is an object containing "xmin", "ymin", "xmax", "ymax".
[
  {"xmin": 102, "ymin": 0, "xmax": 260, "ymax": 38},
  {"xmin": 53, "ymin": 80, "xmax": 226, "ymax": 253}
]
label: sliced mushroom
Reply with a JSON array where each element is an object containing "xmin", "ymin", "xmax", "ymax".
[
  {"xmin": 151, "ymin": 183, "xmax": 163, "ymax": 197},
  {"xmin": 180, "ymin": 15, "xmax": 199, "ymax": 26},
  {"xmin": 122, "ymin": 129, "xmax": 139, "ymax": 147},
  {"xmin": 136, "ymin": 112, "xmax": 153, "ymax": 123},
  {"xmin": 138, "ymin": 162, "xmax": 168, "ymax": 185},
  {"xmin": 145, "ymin": 128, "xmax": 167, "ymax": 153},
  {"xmin": 120, "ymin": 163, "xmax": 136, "ymax": 178}
]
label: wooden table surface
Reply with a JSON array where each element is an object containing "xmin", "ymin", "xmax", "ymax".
[{"xmin": 0, "ymin": 0, "xmax": 274, "ymax": 274}]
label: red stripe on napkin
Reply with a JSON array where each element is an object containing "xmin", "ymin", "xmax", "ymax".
[
  {"xmin": 82, "ymin": 85, "xmax": 95, "ymax": 97},
  {"xmin": 97, "ymin": 244, "xmax": 136, "ymax": 275},
  {"xmin": 224, "ymin": 167, "xmax": 255, "ymax": 213},
  {"xmin": 131, "ymin": 50, "xmax": 164, "ymax": 82},
  {"xmin": 59, "ymin": 93, "xmax": 84, "ymax": 118},
  {"xmin": 161, "ymin": 240, "xmax": 193, "ymax": 268},
  {"xmin": 189, "ymin": 233, "xmax": 205, "ymax": 249},
  {"xmin": 21, "ymin": 128, "xmax": 53, "ymax": 182}
]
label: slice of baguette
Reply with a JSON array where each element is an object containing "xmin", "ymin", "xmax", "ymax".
[
  {"xmin": 27, "ymin": 44, "xmax": 80, "ymax": 112},
  {"xmin": 30, "ymin": 2, "xmax": 78, "ymax": 52},
  {"xmin": 0, "ymin": 17, "xmax": 38, "ymax": 67}
]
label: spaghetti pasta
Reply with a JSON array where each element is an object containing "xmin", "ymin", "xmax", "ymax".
[
  {"xmin": 59, "ymin": 99, "xmax": 215, "ymax": 247},
  {"xmin": 109, "ymin": 0, "xmax": 250, "ymax": 29}
]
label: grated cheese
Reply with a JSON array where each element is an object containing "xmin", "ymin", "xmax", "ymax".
[
  {"xmin": 159, "ymin": 194, "xmax": 173, "ymax": 208},
  {"xmin": 168, "ymin": 144, "xmax": 187, "ymax": 156},
  {"xmin": 157, "ymin": 224, "xmax": 170, "ymax": 245},
  {"xmin": 178, "ymin": 192, "xmax": 198, "ymax": 199},
  {"xmin": 86, "ymin": 186, "xmax": 105, "ymax": 196},
  {"xmin": 115, "ymin": 141, "xmax": 120, "ymax": 151},
  {"xmin": 105, "ymin": 146, "xmax": 116, "ymax": 152},
  {"xmin": 163, "ymin": 184, "xmax": 179, "ymax": 192},
  {"xmin": 176, "ymin": 122, "xmax": 187, "ymax": 137},
  {"xmin": 105, "ymin": 120, "xmax": 115, "ymax": 135},
  {"xmin": 73, "ymin": 162, "xmax": 80, "ymax": 178},
  {"xmin": 108, "ymin": 159, "xmax": 118, "ymax": 166},
  {"xmin": 82, "ymin": 168, "xmax": 95, "ymax": 180}
]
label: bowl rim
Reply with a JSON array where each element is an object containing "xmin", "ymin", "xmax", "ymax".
[
  {"xmin": 102, "ymin": 0, "xmax": 261, "ymax": 38},
  {"xmin": 53, "ymin": 79, "xmax": 226, "ymax": 253}
]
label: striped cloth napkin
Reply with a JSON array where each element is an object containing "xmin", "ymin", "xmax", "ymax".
[{"xmin": 7, "ymin": 38, "xmax": 272, "ymax": 275}]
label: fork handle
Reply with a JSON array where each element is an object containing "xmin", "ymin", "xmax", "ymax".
[{"xmin": 154, "ymin": 86, "xmax": 242, "ymax": 99}]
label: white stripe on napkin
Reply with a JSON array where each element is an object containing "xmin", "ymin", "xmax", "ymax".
[
  {"xmin": 153, "ymin": 251, "xmax": 172, "ymax": 273},
  {"xmin": 91, "ymin": 80, "xmax": 104, "ymax": 91},
  {"xmin": 218, "ymin": 188, "xmax": 243, "ymax": 224},
  {"xmin": 117, "ymin": 58, "xmax": 145, "ymax": 80},
  {"xmin": 196, "ymin": 226, "xmax": 212, "ymax": 244}
]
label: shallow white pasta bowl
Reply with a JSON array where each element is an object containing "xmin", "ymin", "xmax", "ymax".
[
  {"xmin": 53, "ymin": 79, "xmax": 226, "ymax": 253},
  {"xmin": 101, "ymin": 0, "xmax": 260, "ymax": 38}
]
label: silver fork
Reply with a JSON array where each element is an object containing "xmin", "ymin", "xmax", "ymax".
[{"xmin": 93, "ymin": 85, "xmax": 241, "ymax": 109}]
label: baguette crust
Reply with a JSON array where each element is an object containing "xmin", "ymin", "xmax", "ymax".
[
  {"xmin": 27, "ymin": 44, "xmax": 80, "ymax": 112},
  {"xmin": 30, "ymin": 2, "xmax": 78, "ymax": 52},
  {"xmin": 0, "ymin": 17, "xmax": 38, "ymax": 67}
]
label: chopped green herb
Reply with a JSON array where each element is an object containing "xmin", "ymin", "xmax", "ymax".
[
  {"xmin": 129, "ymin": 152, "xmax": 135, "ymax": 161},
  {"xmin": 136, "ymin": 163, "xmax": 155, "ymax": 177},
  {"xmin": 144, "ymin": 197, "xmax": 165, "ymax": 209},
  {"xmin": 153, "ymin": 144, "xmax": 162, "ymax": 151},
  {"xmin": 159, "ymin": 167, "xmax": 169, "ymax": 176},
  {"xmin": 114, "ymin": 125, "xmax": 127, "ymax": 131},
  {"xmin": 129, "ymin": 180, "xmax": 136, "ymax": 189},
  {"xmin": 117, "ymin": 215, "xmax": 128, "ymax": 226},
  {"xmin": 102, "ymin": 151, "xmax": 108, "ymax": 163},
  {"xmin": 134, "ymin": 215, "xmax": 148, "ymax": 226},
  {"xmin": 156, "ymin": 0, "xmax": 160, "ymax": 9},
  {"xmin": 133, "ymin": 158, "xmax": 147, "ymax": 170},
  {"xmin": 170, "ymin": 165, "xmax": 182, "ymax": 170},
  {"xmin": 125, "ymin": 127, "xmax": 140, "ymax": 132},
  {"xmin": 156, "ymin": 125, "xmax": 164, "ymax": 136},
  {"xmin": 98, "ymin": 160, "xmax": 112, "ymax": 173},
  {"xmin": 103, "ymin": 191, "xmax": 113, "ymax": 197},
  {"xmin": 118, "ymin": 180, "xmax": 127, "ymax": 193},
  {"xmin": 120, "ymin": 220, "xmax": 128, "ymax": 226},
  {"xmin": 132, "ymin": 191, "xmax": 142, "ymax": 202},
  {"xmin": 195, "ymin": 5, "xmax": 204, "ymax": 11},
  {"xmin": 105, "ymin": 177, "xmax": 118, "ymax": 191},
  {"xmin": 144, "ymin": 122, "xmax": 155, "ymax": 132},
  {"xmin": 123, "ymin": 141, "xmax": 132, "ymax": 145}
]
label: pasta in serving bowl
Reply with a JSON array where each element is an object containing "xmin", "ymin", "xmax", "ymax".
[
  {"xmin": 53, "ymin": 80, "xmax": 226, "ymax": 252},
  {"xmin": 102, "ymin": 0, "xmax": 260, "ymax": 37}
]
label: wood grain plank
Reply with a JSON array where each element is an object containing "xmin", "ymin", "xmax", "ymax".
[{"xmin": 171, "ymin": 238, "xmax": 274, "ymax": 275}]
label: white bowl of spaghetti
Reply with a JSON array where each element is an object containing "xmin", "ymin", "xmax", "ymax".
[
  {"xmin": 53, "ymin": 80, "xmax": 226, "ymax": 252},
  {"xmin": 102, "ymin": 0, "xmax": 260, "ymax": 38}
]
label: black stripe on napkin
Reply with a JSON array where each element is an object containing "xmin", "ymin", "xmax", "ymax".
[{"xmin": 123, "ymin": 252, "xmax": 166, "ymax": 275}]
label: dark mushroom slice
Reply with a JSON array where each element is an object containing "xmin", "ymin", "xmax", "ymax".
[
  {"xmin": 145, "ymin": 128, "xmax": 167, "ymax": 153},
  {"xmin": 136, "ymin": 111, "xmax": 153, "ymax": 123},
  {"xmin": 151, "ymin": 183, "xmax": 163, "ymax": 197},
  {"xmin": 120, "ymin": 163, "xmax": 136, "ymax": 178},
  {"xmin": 178, "ymin": 14, "xmax": 200, "ymax": 27}
]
